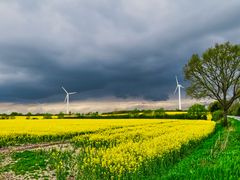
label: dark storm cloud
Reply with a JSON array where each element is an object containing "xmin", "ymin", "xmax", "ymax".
[{"xmin": 0, "ymin": 0, "xmax": 240, "ymax": 102}]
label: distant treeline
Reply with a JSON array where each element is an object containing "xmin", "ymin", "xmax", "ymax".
[
  {"xmin": 77, "ymin": 109, "xmax": 207, "ymax": 120},
  {"xmin": 0, "ymin": 105, "xmax": 208, "ymax": 120},
  {"xmin": 2, "ymin": 101, "xmax": 237, "ymax": 121}
]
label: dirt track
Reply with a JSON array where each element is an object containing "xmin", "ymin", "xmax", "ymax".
[{"xmin": 0, "ymin": 141, "xmax": 70, "ymax": 154}]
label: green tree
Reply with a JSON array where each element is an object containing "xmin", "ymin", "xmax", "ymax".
[
  {"xmin": 229, "ymin": 101, "xmax": 240, "ymax": 116},
  {"xmin": 58, "ymin": 112, "xmax": 65, "ymax": 119},
  {"xmin": 184, "ymin": 42, "xmax": 240, "ymax": 126},
  {"xmin": 10, "ymin": 112, "xmax": 22, "ymax": 116},
  {"xmin": 43, "ymin": 113, "xmax": 52, "ymax": 119},
  {"xmin": 187, "ymin": 104, "xmax": 207, "ymax": 119},
  {"xmin": 208, "ymin": 101, "xmax": 221, "ymax": 113},
  {"xmin": 155, "ymin": 108, "xmax": 165, "ymax": 117},
  {"xmin": 26, "ymin": 112, "xmax": 32, "ymax": 116}
]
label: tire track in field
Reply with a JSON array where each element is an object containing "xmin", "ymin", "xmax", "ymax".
[{"xmin": 0, "ymin": 141, "xmax": 70, "ymax": 154}]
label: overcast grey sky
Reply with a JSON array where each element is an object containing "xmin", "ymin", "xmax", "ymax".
[{"xmin": 0, "ymin": 0, "xmax": 240, "ymax": 104}]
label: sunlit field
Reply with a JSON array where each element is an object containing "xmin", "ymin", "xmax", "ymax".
[
  {"xmin": 0, "ymin": 119, "xmax": 216, "ymax": 179},
  {"xmin": 165, "ymin": 111, "xmax": 212, "ymax": 120},
  {"xmin": 0, "ymin": 119, "xmax": 164, "ymax": 136},
  {"xmin": 165, "ymin": 111, "xmax": 187, "ymax": 115},
  {"xmin": 0, "ymin": 119, "xmax": 163, "ymax": 147},
  {"xmin": 70, "ymin": 120, "xmax": 215, "ymax": 178}
]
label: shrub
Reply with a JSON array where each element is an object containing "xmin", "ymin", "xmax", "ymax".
[
  {"xmin": 187, "ymin": 104, "xmax": 207, "ymax": 119},
  {"xmin": 208, "ymin": 101, "xmax": 221, "ymax": 113},
  {"xmin": 43, "ymin": 113, "xmax": 52, "ymax": 119},
  {"xmin": 57, "ymin": 112, "xmax": 65, "ymax": 119},
  {"xmin": 212, "ymin": 110, "xmax": 223, "ymax": 121},
  {"xmin": 229, "ymin": 102, "xmax": 240, "ymax": 116}
]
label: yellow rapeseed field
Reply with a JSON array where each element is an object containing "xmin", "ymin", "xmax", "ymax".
[
  {"xmin": 0, "ymin": 119, "xmax": 215, "ymax": 178},
  {"xmin": 0, "ymin": 119, "xmax": 165, "ymax": 136},
  {"xmin": 70, "ymin": 120, "xmax": 215, "ymax": 177},
  {"xmin": 165, "ymin": 111, "xmax": 187, "ymax": 115}
]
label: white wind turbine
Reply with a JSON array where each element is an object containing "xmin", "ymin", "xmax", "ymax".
[
  {"xmin": 62, "ymin": 86, "xmax": 77, "ymax": 114},
  {"xmin": 174, "ymin": 76, "xmax": 184, "ymax": 110}
]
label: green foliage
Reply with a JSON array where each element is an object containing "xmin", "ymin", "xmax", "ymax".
[
  {"xmin": 81, "ymin": 109, "xmax": 207, "ymax": 120},
  {"xmin": 76, "ymin": 113, "xmax": 85, "ymax": 118},
  {"xmin": 1, "ymin": 109, "xmax": 208, "ymax": 120},
  {"xmin": 26, "ymin": 112, "xmax": 32, "ymax": 116},
  {"xmin": 187, "ymin": 104, "xmax": 207, "ymax": 119},
  {"xmin": 159, "ymin": 118, "xmax": 240, "ymax": 179},
  {"xmin": 43, "ymin": 113, "xmax": 52, "ymax": 119},
  {"xmin": 57, "ymin": 112, "xmax": 65, "ymax": 119},
  {"xmin": 212, "ymin": 110, "xmax": 223, "ymax": 121},
  {"xmin": 10, "ymin": 116, "xmax": 16, "ymax": 119},
  {"xmin": 208, "ymin": 101, "xmax": 221, "ymax": 113},
  {"xmin": 0, "ymin": 114, "xmax": 9, "ymax": 119},
  {"xmin": 10, "ymin": 112, "xmax": 22, "ymax": 116},
  {"xmin": 2, "ymin": 150, "xmax": 50, "ymax": 175},
  {"xmin": 229, "ymin": 102, "xmax": 240, "ymax": 116},
  {"xmin": 154, "ymin": 108, "xmax": 165, "ymax": 116},
  {"xmin": 184, "ymin": 42, "xmax": 240, "ymax": 126},
  {"xmin": 0, "ymin": 149, "xmax": 75, "ymax": 179},
  {"xmin": 49, "ymin": 149, "xmax": 75, "ymax": 179}
]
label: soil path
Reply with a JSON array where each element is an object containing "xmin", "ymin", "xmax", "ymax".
[
  {"xmin": 228, "ymin": 115, "xmax": 240, "ymax": 121},
  {"xmin": 0, "ymin": 141, "xmax": 70, "ymax": 154}
]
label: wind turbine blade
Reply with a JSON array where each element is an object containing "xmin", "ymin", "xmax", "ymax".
[
  {"xmin": 176, "ymin": 76, "xmax": 179, "ymax": 85},
  {"xmin": 62, "ymin": 86, "xmax": 68, "ymax": 94},
  {"xmin": 64, "ymin": 95, "xmax": 67, "ymax": 102},
  {"xmin": 69, "ymin": 92, "xmax": 77, "ymax": 95},
  {"xmin": 174, "ymin": 86, "xmax": 178, "ymax": 94},
  {"xmin": 180, "ymin": 85, "xmax": 184, "ymax": 88}
]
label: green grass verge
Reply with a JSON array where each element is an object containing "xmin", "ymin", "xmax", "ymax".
[{"xmin": 157, "ymin": 118, "xmax": 240, "ymax": 179}]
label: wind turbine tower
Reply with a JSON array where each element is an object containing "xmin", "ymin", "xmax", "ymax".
[
  {"xmin": 174, "ymin": 76, "xmax": 184, "ymax": 110},
  {"xmin": 62, "ymin": 86, "xmax": 77, "ymax": 114}
]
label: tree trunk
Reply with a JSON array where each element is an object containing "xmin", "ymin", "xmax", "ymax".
[{"xmin": 223, "ymin": 110, "xmax": 228, "ymax": 127}]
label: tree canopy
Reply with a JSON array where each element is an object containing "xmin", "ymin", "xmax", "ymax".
[
  {"xmin": 184, "ymin": 42, "xmax": 240, "ymax": 126},
  {"xmin": 187, "ymin": 104, "xmax": 207, "ymax": 119},
  {"xmin": 208, "ymin": 101, "xmax": 222, "ymax": 113}
]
